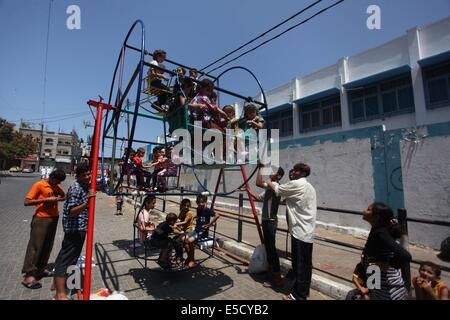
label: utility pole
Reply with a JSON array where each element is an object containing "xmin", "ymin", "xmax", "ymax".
[{"xmin": 35, "ymin": 123, "xmax": 44, "ymax": 173}]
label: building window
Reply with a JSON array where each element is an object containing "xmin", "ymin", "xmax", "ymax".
[
  {"xmin": 423, "ymin": 61, "xmax": 450, "ymax": 109},
  {"xmin": 349, "ymin": 74, "xmax": 415, "ymax": 123},
  {"xmin": 267, "ymin": 108, "xmax": 293, "ymax": 137},
  {"xmin": 299, "ymin": 96, "xmax": 341, "ymax": 132}
]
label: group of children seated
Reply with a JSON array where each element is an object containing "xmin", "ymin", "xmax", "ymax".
[
  {"xmin": 119, "ymin": 144, "xmax": 178, "ymax": 191},
  {"xmin": 135, "ymin": 194, "xmax": 219, "ymax": 269},
  {"xmin": 147, "ymin": 49, "xmax": 266, "ymax": 157}
]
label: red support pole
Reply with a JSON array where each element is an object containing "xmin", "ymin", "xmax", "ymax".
[
  {"xmin": 240, "ymin": 165, "xmax": 264, "ymax": 244},
  {"xmin": 83, "ymin": 99, "xmax": 112, "ymax": 300},
  {"xmin": 210, "ymin": 168, "xmax": 224, "ymax": 210}
]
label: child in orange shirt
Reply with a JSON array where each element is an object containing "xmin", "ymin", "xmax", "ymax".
[{"xmin": 413, "ymin": 261, "xmax": 449, "ymax": 300}]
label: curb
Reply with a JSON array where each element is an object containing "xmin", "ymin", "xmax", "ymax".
[{"xmin": 217, "ymin": 238, "xmax": 353, "ymax": 300}]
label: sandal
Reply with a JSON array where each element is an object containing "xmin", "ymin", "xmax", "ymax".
[
  {"xmin": 282, "ymin": 293, "xmax": 303, "ymax": 301},
  {"xmin": 22, "ymin": 280, "xmax": 42, "ymax": 290},
  {"xmin": 38, "ymin": 269, "xmax": 54, "ymax": 278}
]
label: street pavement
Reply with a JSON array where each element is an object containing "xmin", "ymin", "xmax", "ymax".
[{"xmin": 0, "ymin": 175, "xmax": 331, "ymax": 300}]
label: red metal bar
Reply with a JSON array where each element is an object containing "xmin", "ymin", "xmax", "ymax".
[
  {"xmin": 240, "ymin": 165, "xmax": 264, "ymax": 244},
  {"xmin": 210, "ymin": 168, "xmax": 224, "ymax": 210},
  {"xmin": 87, "ymin": 99, "xmax": 114, "ymax": 110},
  {"xmin": 83, "ymin": 99, "xmax": 111, "ymax": 300}
]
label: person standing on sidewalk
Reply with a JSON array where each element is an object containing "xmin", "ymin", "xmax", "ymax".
[
  {"xmin": 21, "ymin": 169, "xmax": 67, "ymax": 289},
  {"xmin": 266, "ymin": 163, "xmax": 316, "ymax": 300},
  {"xmin": 361, "ymin": 202, "xmax": 411, "ymax": 300},
  {"xmin": 53, "ymin": 163, "xmax": 95, "ymax": 300},
  {"xmin": 245, "ymin": 163, "xmax": 285, "ymax": 288}
]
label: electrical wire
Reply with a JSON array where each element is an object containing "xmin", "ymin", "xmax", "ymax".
[
  {"xmin": 41, "ymin": 0, "xmax": 53, "ymax": 123},
  {"xmin": 200, "ymin": 0, "xmax": 323, "ymax": 73},
  {"xmin": 206, "ymin": 0, "xmax": 345, "ymax": 74},
  {"xmin": 39, "ymin": 114, "xmax": 91, "ymax": 124},
  {"xmin": 9, "ymin": 111, "xmax": 90, "ymax": 123}
]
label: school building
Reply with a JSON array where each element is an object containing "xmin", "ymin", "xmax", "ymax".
[{"xmin": 180, "ymin": 16, "xmax": 450, "ymax": 249}]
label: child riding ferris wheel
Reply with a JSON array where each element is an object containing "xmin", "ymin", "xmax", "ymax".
[{"xmin": 98, "ymin": 20, "xmax": 277, "ymax": 202}]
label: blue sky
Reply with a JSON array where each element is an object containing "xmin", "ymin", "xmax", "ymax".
[{"xmin": 1, "ymin": 0, "xmax": 449, "ymax": 155}]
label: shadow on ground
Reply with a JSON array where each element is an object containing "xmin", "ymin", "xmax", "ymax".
[
  {"xmin": 128, "ymin": 265, "xmax": 234, "ymax": 300},
  {"xmin": 95, "ymin": 242, "xmax": 122, "ymax": 292},
  {"xmin": 98, "ymin": 239, "xmax": 235, "ymax": 299},
  {"xmin": 248, "ymin": 272, "xmax": 292, "ymax": 295}
]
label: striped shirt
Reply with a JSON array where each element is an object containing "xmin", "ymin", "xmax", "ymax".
[{"xmin": 62, "ymin": 181, "xmax": 89, "ymax": 232}]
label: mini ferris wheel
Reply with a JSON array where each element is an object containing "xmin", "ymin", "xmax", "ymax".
[{"xmin": 83, "ymin": 20, "xmax": 275, "ymax": 298}]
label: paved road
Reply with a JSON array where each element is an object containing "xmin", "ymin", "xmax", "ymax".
[{"xmin": 0, "ymin": 175, "xmax": 331, "ymax": 300}]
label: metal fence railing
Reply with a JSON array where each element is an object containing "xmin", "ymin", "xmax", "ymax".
[{"xmin": 143, "ymin": 189, "xmax": 450, "ymax": 292}]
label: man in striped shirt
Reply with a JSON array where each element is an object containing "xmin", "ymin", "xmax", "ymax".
[{"xmin": 53, "ymin": 163, "xmax": 95, "ymax": 300}]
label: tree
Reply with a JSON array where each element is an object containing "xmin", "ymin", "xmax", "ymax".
[{"xmin": 0, "ymin": 118, "xmax": 37, "ymax": 161}]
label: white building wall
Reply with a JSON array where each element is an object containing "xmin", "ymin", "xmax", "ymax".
[
  {"xmin": 407, "ymin": 27, "xmax": 428, "ymax": 127},
  {"xmin": 419, "ymin": 16, "xmax": 450, "ymax": 59},
  {"xmin": 414, "ymin": 17, "xmax": 450, "ymax": 126},
  {"xmin": 346, "ymin": 36, "xmax": 410, "ymax": 83},
  {"xmin": 339, "ymin": 57, "xmax": 351, "ymax": 131},
  {"xmin": 264, "ymin": 82, "xmax": 294, "ymax": 110},
  {"xmin": 296, "ymin": 64, "xmax": 341, "ymax": 99}
]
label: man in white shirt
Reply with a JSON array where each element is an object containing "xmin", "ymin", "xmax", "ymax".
[{"xmin": 266, "ymin": 163, "xmax": 316, "ymax": 300}]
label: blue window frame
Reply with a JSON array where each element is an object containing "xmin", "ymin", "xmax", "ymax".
[
  {"xmin": 299, "ymin": 96, "xmax": 341, "ymax": 132},
  {"xmin": 423, "ymin": 61, "xmax": 450, "ymax": 109},
  {"xmin": 348, "ymin": 74, "xmax": 415, "ymax": 123},
  {"xmin": 267, "ymin": 108, "xmax": 293, "ymax": 138}
]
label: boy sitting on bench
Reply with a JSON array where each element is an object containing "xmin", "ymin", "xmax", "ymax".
[
  {"xmin": 185, "ymin": 195, "xmax": 220, "ymax": 268},
  {"xmin": 150, "ymin": 212, "xmax": 184, "ymax": 269}
]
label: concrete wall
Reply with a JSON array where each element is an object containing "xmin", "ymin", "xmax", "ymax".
[
  {"xmin": 176, "ymin": 122, "xmax": 450, "ymax": 249},
  {"xmin": 400, "ymin": 124, "xmax": 450, "ymax": 247},
  {"xmin": 278, "ymin": 139, "xmax": 373, "ymax": 231}
]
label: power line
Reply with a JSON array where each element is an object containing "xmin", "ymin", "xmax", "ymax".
[
  {"xmin": 206, "ymin": 0, "xmax": 345, "ymax": 75},
  {"xmin": 40, "ymin": 114, "xmax": 92, "ymax": 124},
  {"xmin": 41, "ymin": 0, "xmax": 53, "ymax": 122},
  {"xmin": 10, "ymin": 111, "xmax": 90, "ymax": 123},
  {"xmin": 200, "ymin": 0, "xmax": 323, "ymax": 73},
  {"xmin": 17, "ymin": 113, "xmax": 91, "ymax": 126}
]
